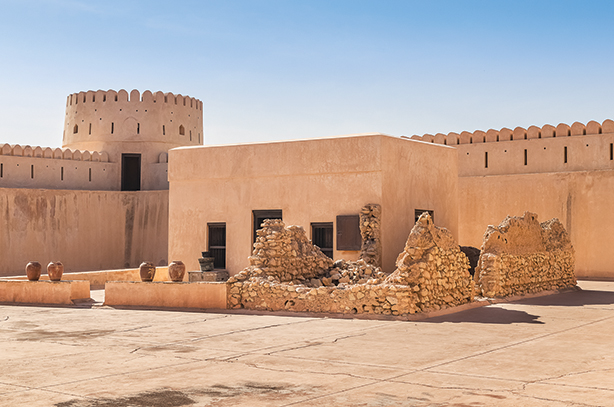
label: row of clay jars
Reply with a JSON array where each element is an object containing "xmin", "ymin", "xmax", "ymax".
[
  {"xmin": 26, "ymin": 261, "xmax": 64, "ymax": 281},
  {"xmin": 139, "ymin": 260, "xmax": 186, "ymax": 282}
]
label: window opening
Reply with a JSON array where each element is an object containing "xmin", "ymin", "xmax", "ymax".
[
  {"xmin": 73, "ymin": 124, "xmax": 78, "ymax": 134},
  {"xmin": 162, "ymin": 125, "xmax": 165, "ymax": 135},
  {"xmin": 1, "ymin": 163, "xmax": 3, "ymax": 178},
  {"xmin": 208, "ymin": 223, "xmax": 226, "ymax": 269},
  {"xmin": 103, "ymin": 95, "xmax": 106, "ymax": 102},
  {"xmin": 189, "ymin": 130, "xmax": 192, "ymax": 141},
  {"xmin": 121, "ymin": 154, "xmax": 141, "ymax": 191},
  {"xmin": 524, "ymin": 149, "xmax": 527, "ymax": 166},
  {"xmin": 89, "ymin": 168, "xmax": 92, "ymax": 182},
  {"xmin": 89, "ymin": 123, "xmax": 92, "ymax": 135},
  {"xmin": 30, "ymin": 165, "xmax": 34, "ymax": 179},
  {"xmin": 414, "ymin": 209, "xmax": 434, "ymax": 223},
  {"xmin": 312, "ymin": 222, "xmax": 333, "ymax": 259},
  {"xmin": 61, "ymin": 167, "xmax": 64, "ymax": 181},
  {"xmin": 164, "ymin": 96, "xmax": 168, "ymax": 103},
  {"xmin": 252, "ymin": 210, "xmax": 282, "ymax": 243},
  {"xmin": 92, "ymin": 95, "xmax": 95, "ymax": 102},
  {"xmin": 83, "ymin": 95, "xmax": 86, "ymax": 103},
  {"xmin": 485, "ymin": 151, "xmax": 488, "ymax": 168},
  {"xmin": 137, "ymin": 123, "xmax": 140, "ymax": 134},
  {"xmin": 610, "ymin": 143, "xmax": 613, "ymax": 161},
  {"xmin": 114, "ymin": 95, "xmax": 118, "ymax": 101},
  {"xmin": 179, "ymin": 125, "xmax": 185, "ymax": 135},
  {"xmin": 336, "ymin": 214, "xmax": 361, "ymax": 251},
  {"xmin": 564, "ymin": 146, "xmax": 568, "ymax": 164},
  {"xmin": 111, "ymin": 122, "xmax": 114, "ymax": 134},
  {"xmin": 470, "ymin": 137, "xmax": 473, "ymax": 144}
]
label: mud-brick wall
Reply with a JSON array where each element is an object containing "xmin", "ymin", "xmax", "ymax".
[{"xmin": 0, "ymin": 188, "xmax": 168, "ymax": 276}]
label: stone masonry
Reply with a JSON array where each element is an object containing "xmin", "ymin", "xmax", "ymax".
[
  {"xmin": 227, "ymin": 212, "xmax": 474, "ymax": 315},
  {"xmin": 475, "ymin": 212, "xmax": 576, "ymax": 298},
  {"xmin": 359, "ymin": 204, "xmax": 381, "ymax": 267}
]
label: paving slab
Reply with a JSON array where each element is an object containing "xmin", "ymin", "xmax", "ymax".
[{"xmin": 0, "ymin": 280, "xmax": 613, "ymax": 406}]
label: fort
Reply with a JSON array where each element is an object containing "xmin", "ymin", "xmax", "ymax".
[{"xmin": 0, "ymin": 88, "xmax": 610, "ymax": 295}]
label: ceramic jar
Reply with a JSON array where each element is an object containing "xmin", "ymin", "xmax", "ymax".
[
  {"xmin": 168, "ymin": 260, "xmax": 186, "ymax": 282},
  {"xmin": 139, "ymin": 261, "xmax": 156, "ymax": 282},
  {"xmin": 26, "ymin": 261, "xmax": 42, "ymax": 281},
  {"xmin": 47, "ymin": 261, "xmax": 64, "ymax": 281}
]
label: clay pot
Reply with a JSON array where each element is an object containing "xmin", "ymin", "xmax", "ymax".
[
  {"xmin": 47, "ymin": 261, "xmax": 64, "ymax": 281},
  {"xmin": 139, "ymin": 261, "xmax": 156, "ymax": 282},
  {"xmin": 26, "ymin": 261, "xmax": 42, "ymax": 281},
  {"xmin": 168, "ymin": 260, "xmax": 186, "ymax": 282}
]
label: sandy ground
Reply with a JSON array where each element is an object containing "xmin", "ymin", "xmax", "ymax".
[{"xmin": 1, "ymin": 280, "xmax": 613, "ymax": 406}]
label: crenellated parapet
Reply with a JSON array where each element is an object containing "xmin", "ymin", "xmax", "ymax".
[
  {"xmin": 0, "ymin": 144, "xmax": 108, "ymax": 162},
  {"xmin": 409, "ymin": 119, "xmax": 614, "ymax": 145}
]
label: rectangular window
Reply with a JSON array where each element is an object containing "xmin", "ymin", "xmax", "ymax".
[
  {"xmin": 61, "ymin": 167, "xmax": 64, "ymax": 181},
  {"xmin": 311, "ymin": 222, "xmax": 333, "ymax": 259},
  {"xmin": 564, "ymin": 146, "xmax": 568, "ymax": 164},
  {"xmin": 31, "ymin": 165, "xmax": 34, "ymax": 179},
  {"xmin": 89, "ymin": 168, "xmax": 92, "ymax": 182},
  {"xmin": 111, "ymin": 122, "xmax": 114, "ymax": 134},
  {"xmin": 137, "ymin": 123, "xmax": 140, "ymax": 134},
  {"xmin": 524, "ymin": 149, "xmax": 527, "ymax": 166},
  {"xmin": 336, "ymin": 214, "xmax": 361, "ymax": 251},
  {"xmin": 89, "ymin": 123, "xmax": 92, "ymax": 135},
  {"xmin": 415, "ymin": 209, "xmax": 434, "ymax": 223},
  {"xmin": 485, "ymin": 151, "xmax": 488, "ymax": 168},
  {"xmin": 0, "ymin": 163, "xmax": 3, "ymax": 178},
  {"xmin": 253, "ymin": 210, "xmax": 282, "ymax": 243},
  {"xmin": 208, "ymin": 223, "xmax": 226, "ymax": 269},
  {"xmin": 610, "ymin": 143, "xmax": 613, "ymax": 161}
]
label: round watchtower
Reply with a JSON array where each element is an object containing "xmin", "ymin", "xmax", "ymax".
[{"xmin": 63, "ymin": 89, "xmax": 203, "ymax": 190}]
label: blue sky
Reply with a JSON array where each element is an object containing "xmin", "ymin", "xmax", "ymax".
[{"xmin": 1, "ymin": 0, "xmax": 614, "ymax": 147}]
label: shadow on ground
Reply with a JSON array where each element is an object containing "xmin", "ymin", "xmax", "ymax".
[
  {"xmin": 514, "ymin": 289, "xmax": 614, "ymax": 307},
  {"xmin": 423, "ymin": 305, "xmax": 544, "ymax": 325}
]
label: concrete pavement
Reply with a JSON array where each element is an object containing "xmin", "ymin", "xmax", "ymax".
[{"xmin": 1, "ymin": 280, "xmax": 613, "ymax": 406}]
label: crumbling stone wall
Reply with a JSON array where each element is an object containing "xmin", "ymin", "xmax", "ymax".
[
  {"xmin": 227, "ymin": 213, "xmax": 474, "ymax": 315},
  {"xmin": 359, "ymin": 204, "xmax": 381, "ymax": 267},
  {"xmin": 385, "ymin": 213, "xmax": 474, "ymax": 308},
  {"xmin": 476, "ymin": 212, "xmax": 576, "ymax": 297}
]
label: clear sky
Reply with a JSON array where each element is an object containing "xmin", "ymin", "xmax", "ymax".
[{"xmin": 1, "ymin": 0, "xmax": 614, "ymax": 148}]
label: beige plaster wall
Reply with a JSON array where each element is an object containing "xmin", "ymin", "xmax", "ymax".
[
  {"xmin": 380, "ymin": 137, "xmax": 459, "ymax": 271},
  {"xmin": 63, "ymin": 89, "xmax": 203, "ymax": 190},
  {"xmin": 0, "ymin": 188, "xmax": 169, "ymax": 277},
  {"xmin": 458, "ymin": 171, "xmax": 614, "ymax": 279},
  {"xmin": 168, "ymin": 134, "xmax": 459, "ymax": 275},
  {"xmin": 0, "ymin": 154, "xmax": 117, "ymax": 190}
]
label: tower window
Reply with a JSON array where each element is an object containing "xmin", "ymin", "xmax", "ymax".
[
  {"xmin": 31, "ymin": 165, "xmax": 34, "ymax": 179},
  {"xmin": 73, "ymin": 124, "xmax": 78, "ymax": 134},
  {"xmin": 61, "ymin": 167, "xmax": 64, "ymax": 181},
  {"xmin": 524, "ymin": 149, "xmax": 527, "ymax": 166},
  {"xmin": 179, "ymin": 125, "xmax": 185, "ymax": 135},
  {"xmin": 189, "ymin": 130, "xmax": 192, "ymax": 141},
  {"xmin": 485, "ymin": 151, "xmax": 488, "ymax": 168},
  {"xmin": 564, "ymin": 146, "xmax": 568, "ymax": 164},
  {"xmin": 89, "ymin": 123, "xmax": 91, "ymax": 135},
  {"xmin": 163, "ymin": 125, "xmax": 165, "ymax": 135},
  {"xmin": 610, "ymin": 143, "xmax": 613, "ymax": 161},
  {"xmin": 103, "ymin": 95, "xmax": 106, "ymax": 102},
  {"xmin": 111, "ymin": 122, "xmax": 114, "ymax": 134},
  {"xmin": 137, "ymin": 123, "xmax": 140, "ymax": 134},
  {"xmin": 89, "ymin": 168, "xmax": 92, "ymax": 182},
  {"xmin": 1, "ymin": 163, "xmax": 3, "ymax": 178}
]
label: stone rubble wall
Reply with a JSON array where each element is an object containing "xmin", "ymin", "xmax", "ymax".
[
  {"xmin": 359, "ymin": 204, "xmax": 382, "ymax": 267},
  {"xmin": 227, "ymin": 212, "xmax": 474, "ymax": 315},
  {"xmin": 476, "ymin": 212, "xmax": 576, "ymax": 297}
]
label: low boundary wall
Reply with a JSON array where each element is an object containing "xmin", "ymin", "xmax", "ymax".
[
  {"xmin": 104, "ymin": 281, "xmax": 227, "ymax": 309},
  {"xmin": 0, "ymin": 280, "xmax": 90, "ymax": 305}
]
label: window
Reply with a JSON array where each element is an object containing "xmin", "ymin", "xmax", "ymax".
[
  {"xmin": 111, "ymin": 122, "xmax": 114, "ymax": 134},
  {"xmin": 252, "ymin": 210, "xmax": 282, "ymax": 243},
  {"xmin": 1, "ymin": 163, "xmax": 3, "ymax": 178},
  {"xmin": 610, "ymin": 143, "xmax": 613, "ymax": 161},
  {"xmin": 162, "ymin": 125, "xmax": 165, "ymax": 136},
  {"xmin": 89, "ymin": 168, "xmax": 92, "ymax": 182},
  {"xmin": 208, "ymin": 223, "xmax": 226, "ymax": 269},
  {"xmin": 524, "ymin": 149, "xmax": 528, "ymax": 166},
  {"xmin": 61, "ymin": 167, "xmax": 64, "ymax": 181},
  {"xmin": 312, "ymin": 222, "xmax": 333, "ymax": 258},
  {"xmin": 137, "ymin": 123, "xmax": 140, "ymax": 134},
  {"xmin": 30, "ymin": 165, "xmax": 34, "ymax": 179},
  {"xmin": 73, "ymin": 124, "xmax": 78, "ymax": 134},
  {"xmin": 336, "ymin": 215, "xmax": 360, "ymax": 251},
  {"xmin": 179, "ymin": 125, "xmax": 185, "ymax": 135},
  {"xmin": 88, "ymin": 123, "xmax": 91, "ymax": 135},
  {"xmin": 415, "ymin": 209, "xmax": 434, "ymax": 223},
  {"xmin": 485, "ymin": 151, "xmax": 488, "ymax": 168},
  {"xmin": 564, "ymin": 146, "xmax": 568, "ymax": 164}
]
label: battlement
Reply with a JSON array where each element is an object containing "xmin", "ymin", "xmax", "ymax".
[
  {"xmin": 66, "ymin": 89, "xmax": 202, "ymax": 111},
  {"xmin": 0, "ymin": 144, "xmax": 108, "ymax": 162},
  {"xmin": 409, "ymin": 119, "xmax": 614, "ymax": 145}
]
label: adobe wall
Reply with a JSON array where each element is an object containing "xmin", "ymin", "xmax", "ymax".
[
  {"xmin": 0, "ymin": 144, "xmax": 116, "ymax": 190},
  {"xmin": 458, "ymin": 171, "xmax": 614, "ymax": 279},
  {"xmin": 63, "ymin": 89, "xmax": 203, "ymax": 190},
  {"xmin": 0, "ymin": 188, "xmax": 168, "ymax": 277},
  {"xmin": 168, "ymin": 134, "xmax": 459, "ymax": 275},
  {"xmin": 476, "ymin": 212, "xmax": 576, "ymax": 297}
]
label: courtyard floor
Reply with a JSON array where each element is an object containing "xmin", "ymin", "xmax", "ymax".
[{"xmin": 1, "ymin": 280, "xmax": 613, "ymax": 407}]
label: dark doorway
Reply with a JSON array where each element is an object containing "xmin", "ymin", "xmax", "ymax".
[
  {"xmin": 208, "ymin": 223, "xmax": 226, "ymax": 269},
  {"xmin": 121, "ymin": 154, "xmax": 141, "ymax": 191},
  {"xmin": 312, "ymin": 222, "xmax": 333, "ymax": 258},
  {"xmin": 253, "ymin": 210, "xmax": 282, "ymax": 243}
]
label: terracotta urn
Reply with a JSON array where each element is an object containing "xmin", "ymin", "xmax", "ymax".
[
  {"xmin": 168, "ymin": 260, "xmax": 186, "ymax": 282},
  {"xmin": 139, "ymin": 261, "xmax": 156, "ymax": 282},
  {"xmin": 26, "ymin": 261, "xmax": 42, "ymax": 281},
  {"xmin": 47, "ymin": 261, "xmax": 64, "ymax": 281}
]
